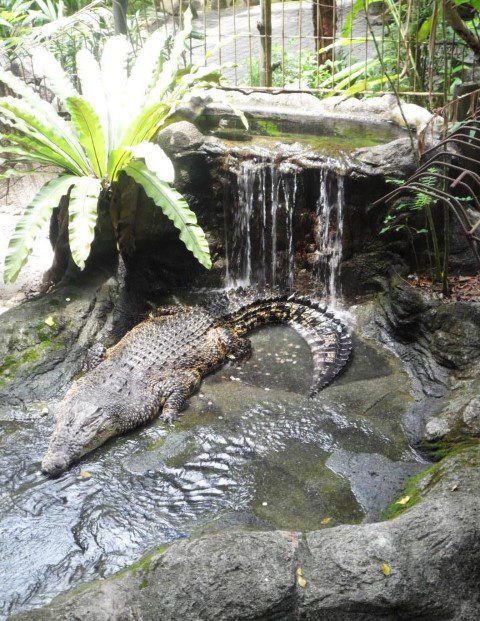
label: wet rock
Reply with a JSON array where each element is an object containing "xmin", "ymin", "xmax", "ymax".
[
  {"xmin": 361, "ymin": 279, "xmax": 480, "ymax": 441},
  {"xmin": 14, "ymin": 446, "xmax": 480, "ymax": 621},
  {"xmin": 326, "ymin": 449, "xmax": 424, "ymax": 521},
  {"xmin": 301, "ymin": 447, "xmax": 480, "ymax": 620},
  {"xmin": 425, "ymin": 378, "xmax": 480, "ymax": 441}
]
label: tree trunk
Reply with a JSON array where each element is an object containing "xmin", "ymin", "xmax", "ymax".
[
  {"xmin": 312, "ymin": 0, "xmax": 337, "ymax": 64},
  {"xmin": 113, "ymin": 0, "xmax": 128, "ymax": 35}
]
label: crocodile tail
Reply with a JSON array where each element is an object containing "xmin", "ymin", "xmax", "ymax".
[{"xmin": 223, "ymin": 290, "xmax": 352, "ymax": 395}]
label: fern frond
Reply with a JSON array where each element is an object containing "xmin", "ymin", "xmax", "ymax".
[
  {"xmin": 4, "ymin": 175, "xmax": 76, "ymax": 283},
  {"xmin": 76, "ymin": 48, "xmax": 109, "ymax": 151},
  {"xmin": 66, "ymin": 96, "xmax": 107, "ymax": 177},
  {"xmin": 68, "ymin": 176, "xmax": 102, "ymax": 269}
]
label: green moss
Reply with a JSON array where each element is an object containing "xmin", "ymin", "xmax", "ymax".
[
  {"xmin": 422, "ymin": 436, "xmax": 480, "ymax": 462},
  {"xmin": 381, "ymin": 441, "xmax": 480, "ymax": 520},
  {"xmin": 0, "ymin": 348, "xmax": 39, "ymax": 376},
  {"xmin": 381, "ymin": 467, "xmax": 432, "ymax": 520},
  {"xmin": 113, "ymin": 543, "xmax": 170, "ymax": 580},
  {"xmin": 53, "ymin": 543, "xmax": 171, "ymax": 603},
  {"xmin": 256, "ymin": 119, "xmax": 282, "ymax": 137},
  {"xmin": 0, "ymin": 340, "xmax": 64, "ymax": 386}
]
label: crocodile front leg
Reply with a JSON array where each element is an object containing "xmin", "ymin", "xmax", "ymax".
[{"xmin": 160, "ymin": 370, "xmax": 202, "ymax": 423}]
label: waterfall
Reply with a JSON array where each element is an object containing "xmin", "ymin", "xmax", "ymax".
[
  {"xmin": 282, "ymin": 173, "xmax": 298, "ymax": 290},
  {"xmin": 315, "ymin": 169, "xmax": 345, "ymax": 305},
  {"xmin": 270, "ymin": 166, "xmax": 280, "ymax": 285},
  {"xmin": 225, "ymin": 157, "xmax": 344, "ymax": 300},
  {"xmin": 225, "ymin": 159, "xmax": 293, "ymax": 288}
]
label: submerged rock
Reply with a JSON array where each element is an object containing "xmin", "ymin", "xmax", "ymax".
[{"xmin": 13, "ymin": 445, "xmax": 480, "ymax": 620}]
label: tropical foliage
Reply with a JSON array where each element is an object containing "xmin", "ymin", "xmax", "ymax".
[{"xmin": 1, "ymin": 8, "xmax": 221, "ymax": 283}]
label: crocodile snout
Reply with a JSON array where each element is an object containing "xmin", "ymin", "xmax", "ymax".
[{"xmin": 41, "ymin": 452, "xmax": 69, "ymax": 477}]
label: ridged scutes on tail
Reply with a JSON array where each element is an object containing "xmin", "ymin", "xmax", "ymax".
[{"xmin": 218, "ymin": 288, "xmax": 352, "ymax": 395}]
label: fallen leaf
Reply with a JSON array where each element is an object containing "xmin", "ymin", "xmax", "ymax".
[
  {"xmin": 297, "ymin": 576, "xmax": 307, "ymax": 588},
  {"xmin": 395, "ymin": 495, "xmax": 411, "ymax": 505},
  {"xmin": 296, "ymin": 569, "xmax": 306, "ymax": 588},
  {"xmin": 80, "ymin": 471, "xmax": 91, "ymax": 478},
  {"xmin": 44, "ymin": 316, "xmax": 55, "ymax": 327},
  {"xmin": 451, "ymin": 484, "xmax": 458, "ymax": 491},
  {"xmin": 321, "ymin": 517, "xmax": 332, "ymax": 525},
  {"xmin": 381, "ymin": 563, "xmax": 391, "ymax": 576}
]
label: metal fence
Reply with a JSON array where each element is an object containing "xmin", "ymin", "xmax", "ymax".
[
  {"xmin": 2, "ymin": 1, "xmax": 480, "ymax": 108},
  {"xmin": 126, "ymin": 0, "xmax": 480, "ymax": 107}
]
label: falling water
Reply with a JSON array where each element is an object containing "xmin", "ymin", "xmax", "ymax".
[
  {"xmin": 282, "ymin": 173, "xmax": 298, "ymax": 290},
  {"xmin": 315, "ymin": 169, "xmax": 345, "ymax": 305},
  {"xmin": 270, "ymin": 166, "xmax": 280, "ymax": 285},
  {"xmin": 226, "ymin": 161, "xmax": 255, "ymax": 286},
  {"xmin": 225, "ymin": 157, "xmax": 344, "ymax": 299},
  {"xmin": 225, "ymin": 160, "xmax": 299, "ymax": 289}
]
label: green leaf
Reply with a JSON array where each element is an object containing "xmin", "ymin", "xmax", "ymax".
[
  {"xmin": 101, "ymin": 34, "xmax": 131, "ymax": 151},
  {"xmin": 32, "ymin": 47, "xmax": 77, "ymax": 103},
  {"xmin": 124, "ymin": 28, "xmax": 169, "ymax": 123},
  {"xmin": 341, "ymin": 0, "xmax": 371, "ymax": 37},
  {"xmin": 123, "ymin": 159, "xmax": 211, "ymax": 269},
  {"xmin": 68, "ymin": 176, "xmax": 102, "ymax": 270},
  {"xmin": 4, "ymin": 175, "xmax": 76, "ymax": 283},
  {"xmin": 146, "ymin": 7, "xmax": 194, "ymax": 105},
  {"xmin": 109, "ymin": 102, "xmax": 170, "ymax": 180},
  {"xmin": 455, "ymin": 0, "xmax": 480, "ymax": 9},
  {"xmin": 76, "ymin": 48, "xmax": 109, "ymax": 152},
  {"xmin": 129, "ymin": 142, "xmax": 174, "ymax": 183},
  {"xmin": 66, "ymin": 96, "xmax": 106, "ymax": 177},
  {"xmin": 417, "ymin": 15, "xmax": 433, "ymax": 43},
  {"xmin": 0, "ymin": 65, "xmax": 86, "ymax": 162},
  {"xmin": 0, "ymin": 96, "xmax": 88, "ymax": 174}
]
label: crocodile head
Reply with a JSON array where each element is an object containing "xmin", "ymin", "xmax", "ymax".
[{"xmin": 41, "ymin": 391, "xmax": 120, "ymax": 476}]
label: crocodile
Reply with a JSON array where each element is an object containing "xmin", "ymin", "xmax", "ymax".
[{"xmin": 41, "ymin": 290, "xmax": 352, "ymax": 476}]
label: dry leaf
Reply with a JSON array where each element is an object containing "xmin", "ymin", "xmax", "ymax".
[
  {"xmin": 297, "ymin": 575, "xmax": 307, "ymax": 588},
  {"xmin": 80, "ymin": 471, "xmax": 91, "ymax": 478},
  {"xmin": 321, "ymin": 517, "xmax": 332, "ymax": 525},
  {"xmin": 395, "ymin": 495, "xmax": 410, "ymax": 506},
  {"xmin": 451, "ymin": 484, "xmax": 458, "ymax": 491},
  {"xmin": 44, "ymin": 316, "xmax": 55, "ymax": 327},
  {"xmin": 296, "ymin": 569, "xmax": 306, "ymax": 588},
  {"xmin": 381, "ymin": 563, "xmax": 391, "ymax": 576}
]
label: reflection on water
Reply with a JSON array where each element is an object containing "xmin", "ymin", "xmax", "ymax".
[{"xmin": 0, "ymin": 325, "xmax": 424, "ymax": 617}]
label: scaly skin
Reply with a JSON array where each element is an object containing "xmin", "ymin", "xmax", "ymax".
[{"xmin": 41, "ymin": 291, "xmax": 351, "ymax": 476}]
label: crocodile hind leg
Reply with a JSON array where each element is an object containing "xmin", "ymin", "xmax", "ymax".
[
  {"xmin": 223, "ymin": 330, "xmax": 252, "ymax": 364},
  {"xmin": 160, "ymin": 369, "xmax": 202, "ymax": 423}
]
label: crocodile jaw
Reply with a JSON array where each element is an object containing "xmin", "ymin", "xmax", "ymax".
[{"xmin": 41, "ymin": 399, "xmax": 119, "ymax": 476}]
